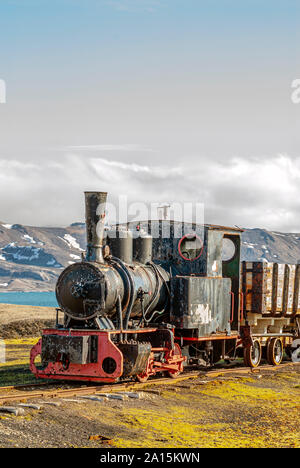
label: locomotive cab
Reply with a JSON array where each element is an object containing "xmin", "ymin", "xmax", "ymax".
[{"xmin": 151, "ymin": 222, "xmax": 243, "ymax": 366}]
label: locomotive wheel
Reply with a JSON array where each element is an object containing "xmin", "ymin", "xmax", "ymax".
[
  {"xmin": 136, "ymin": 373, "xmax": 149, "ymax": 383},
  {"xmin": 167, "ymin": 343, "xmax": 184, "ymax": 378},
  {"xmin": 243, "ymin": 340, "xmax": 262, "ymax": 368},
  {"xmin": 136, "ymin": 355, "xmax": 152, "ymax": 383},
  {"xmin": 266, "ymin": 338, "xmax": 283, "ymax": 366}
]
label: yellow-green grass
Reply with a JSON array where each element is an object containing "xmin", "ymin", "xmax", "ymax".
[
  {"xmin": 0, "ymin": 338, "xmax": 40, "ymax": 386},
  {"xmin": 112, "ymin": 375, "xmax": 300, "ymax": 448},
  {"xmin": 0, "ymin": 338, "xmax": 39, "ymax": 367},
  {"xmin": 113, "ymin": 378, "xmax": 300, "ymax": 448}
]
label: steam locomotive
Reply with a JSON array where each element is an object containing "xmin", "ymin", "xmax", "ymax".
[{"xmin": 30, "ymin": 192, "xmax": 300, "ymax": 383}]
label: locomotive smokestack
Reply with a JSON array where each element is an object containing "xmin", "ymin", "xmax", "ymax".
[{"xmin": 84, "ymin": 191, "xmax": 107, "ymax": 263}]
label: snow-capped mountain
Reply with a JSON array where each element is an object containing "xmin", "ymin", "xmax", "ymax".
[
  {"xmin": 1, "ymin": 221, "xmax": 300, "ymax": 291},
  {"xmin": 241, "ymin": 228, "xmax": 300, "ymax": 264},
  {"xmin": 0, "ymin": 222, "xmax": 85, "ymax": 291}
]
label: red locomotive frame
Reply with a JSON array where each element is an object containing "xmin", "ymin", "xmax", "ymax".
[{"xmin": 30, "ymin": 327, "xmax": 186, "ymax": 383}]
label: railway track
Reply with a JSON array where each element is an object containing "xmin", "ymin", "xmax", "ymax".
[{"xmin": 0, "ymin": 361, "xmax": 299, "ymax": 405}]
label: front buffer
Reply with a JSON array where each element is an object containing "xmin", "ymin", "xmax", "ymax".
[{"xmin": 30, "ymin": 328, "xmax": 186, "ymax": 383}]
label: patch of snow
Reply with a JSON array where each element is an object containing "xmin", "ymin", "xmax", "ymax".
[
  {"xmin": 68, "ymin": 261, "xmax": 75, "ymax": 265},
  {"xmin": 0, "ymin": 283, "xmax": 8, "ymax": 287},
  {"xmin": 47, "ymin": 259, "xmax": 56, "ymax": 266},
  {"xmin": 59, "ymin": 234, "xmax": 84, "ymax": 251},
  {"xmin": 0, "ymin": 254, "xmax": 5, "ymax": 261},
  {"xmin": 70, "ymin": 254, "xmax": 80, "ymax": 260},
  {"xmin": 10, "ymin": 247, "xmax": 41, "ymax": 262},
  {"xmin": 2, "ymin": 224, "xmax": 12, "ymax": 229},
  {"xmin": 2, "ymin": 244, "xmax": 62, "ymax": 268},
  {"xmin": 23, "ymin": 235, "xmax": 36, "ymax": 244}
]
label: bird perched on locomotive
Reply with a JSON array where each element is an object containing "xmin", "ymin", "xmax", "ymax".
[{"xmin": 30, "ymin": 192, "xmax": 300, "ymax": 383}]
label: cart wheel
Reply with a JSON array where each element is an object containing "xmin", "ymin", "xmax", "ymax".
[
  {"xmin": 267, "ymin": 338, "xmax": 283, "ymax": 366},
  {"xmin": 243, "ymin": 339, "xmax": 262, "ymax": 368}
]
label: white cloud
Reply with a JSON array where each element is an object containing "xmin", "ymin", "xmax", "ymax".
[
  {"xmin": 0, "ymin": 79, "xmax": 6, "ymax": 104},
  {"xmin": 66, "ymin": 144, "xmax": 155, "ymax": 152},
  {"xmin": 0, "ymin": 153, "xmax": 300, "ymax": 232}
]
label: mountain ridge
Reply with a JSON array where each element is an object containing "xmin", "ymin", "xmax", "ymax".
[{"xmin": 0, "ymin": 222, "xmax": 300, "ymax": 291}]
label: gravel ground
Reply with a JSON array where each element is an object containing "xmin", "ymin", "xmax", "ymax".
[{"xmin": 0, "ymin": 366, "xmax": 299, "ymax": 448}]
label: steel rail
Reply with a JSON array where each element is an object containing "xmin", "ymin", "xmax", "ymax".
[{"xmin": 0, "ymin": 362, "xmax": 299, "ymax": 405}]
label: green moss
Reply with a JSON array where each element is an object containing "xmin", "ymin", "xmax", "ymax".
[
  {"xmin": 113, "ymin": 404, "xmax": 300, "ymax": 448},
  {"xmin": 196, "ymin": 379, "xmax": 300, "ymax": 408},
  {"xmin": 0, "ymin": 364, "xmax": 39, "ymax": 386},
  {"xmin": 110, "ymin": 375, "xmax": 300, "ymax": 448}
]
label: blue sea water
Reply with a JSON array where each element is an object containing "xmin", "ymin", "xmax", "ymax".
[{"xmin": 0, "ymin": 291, "xmax": 58, "ymax": 308}]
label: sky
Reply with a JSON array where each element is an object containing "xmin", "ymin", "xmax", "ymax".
[{"xmin": 0, "ymin": 0, "xmax": 300, "ymax": 230}]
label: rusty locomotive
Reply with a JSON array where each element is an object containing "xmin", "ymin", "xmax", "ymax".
[{"xmin": 30, "ymin": 192, "xmax": 300, "ymax": 383}]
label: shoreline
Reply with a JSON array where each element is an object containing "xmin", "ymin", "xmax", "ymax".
[
  {"xmin": 0, "ymin": 291, "xmax": 58, "ymax": 309},
  {"xmin": 0, "ymin": 290, "xmax": 53, "ymax": 293}
]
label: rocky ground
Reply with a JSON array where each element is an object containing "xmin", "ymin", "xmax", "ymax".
[{"xmin": 0, "ymin": 367, "xmax": 299, "ymax": 448}]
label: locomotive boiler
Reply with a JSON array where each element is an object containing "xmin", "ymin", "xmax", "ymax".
[{"xmin": 30, "ymin": 191, "xmax": 300, "ymax": 383}]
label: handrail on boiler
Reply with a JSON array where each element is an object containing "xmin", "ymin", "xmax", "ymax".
[
  {"xmin": 239, "ymin": 291, "xmax": 244, "ymax": 322},
  {"xmin": 230, "ymin": 291, "xmax": 234, "ymax": 323}
]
